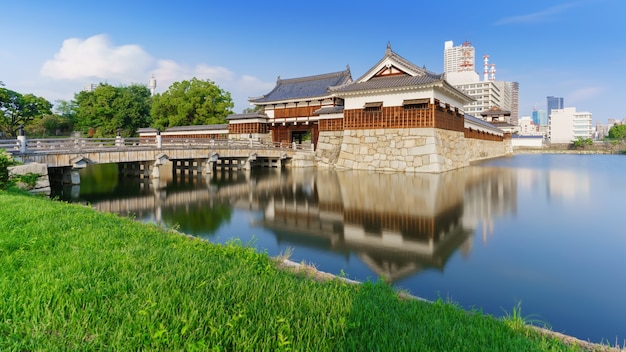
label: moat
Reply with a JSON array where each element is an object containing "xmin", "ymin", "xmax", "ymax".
[{"xmin": 51, "ymin": 153, "xmax": 626, "ymax": 344}]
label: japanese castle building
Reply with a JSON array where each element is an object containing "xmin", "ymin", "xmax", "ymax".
[
  {"xmin": 235, "ymin": 43, "xmax": 511, "ymax": 172},
  {"xmin": 145, "ymin": 44, "xmax": 511, "ymax": 173}
]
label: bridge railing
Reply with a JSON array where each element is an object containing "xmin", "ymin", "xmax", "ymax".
[
  {"xmin": 0, "ymin": 140, "xmax": 21, "ymax": 152},
  {"xmin": 1, "ymin": 136, "xmax": 314, "ymax": 154}
]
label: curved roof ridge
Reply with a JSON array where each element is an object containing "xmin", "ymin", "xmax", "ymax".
[
  {"xmin": 249, "ymin": 67, "xmax": 352, "ymax": 103},
  {"xmin": 277, "ymin": 67, "xmax": 351, "ymax": 84},
  {"xmin": 354, "ymin": 43, "xmax": 442, "ymax": 83}
]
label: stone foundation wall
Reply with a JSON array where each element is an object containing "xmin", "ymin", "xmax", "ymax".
[
  {"xmin": 315, "ymin": 128, "xmax": 511, "ymax": 173},
  {"xmin": 465, "ymin": 137, "xmax": 513, "ymax": 163},
  {"xmin": 8, "ymin": 162, "xmax": 50, "ymax": 194},
  {"xmin": 315, "ymin": 131, "xmax": 344, "ymax": 167},
  {"xmin": 332, "ymin": 128, "xmax": 469, "ymax": 173}
]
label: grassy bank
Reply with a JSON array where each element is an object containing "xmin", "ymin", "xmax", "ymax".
[{"xmin": 0, "ymin": 190, "xmax": 602, "ymax": 351}]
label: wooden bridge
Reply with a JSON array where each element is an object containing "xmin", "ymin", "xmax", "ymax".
[{"xmin": 0, "ymin": 136, "xmax": 312, "ymax": 184}]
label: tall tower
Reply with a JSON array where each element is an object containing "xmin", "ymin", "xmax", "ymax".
[
  {"xmin": 483, "ymin": 54, "xmax": 489, "ymax": 81},
  {"xmin": 547, "ymin": 96, "xmax": 563, "ymax": 118},
  {"xmin": 149, "ymin": 74, "xmax": 157, "ymax": 96}
]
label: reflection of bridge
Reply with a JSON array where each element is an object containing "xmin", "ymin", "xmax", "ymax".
[
  {"xmin": 2, "ymin": 136, "xmax": 310, "ymax": 185},
  {"xmin": 83, "ymin": 171, "xmax": 288, "ymax": 222}
]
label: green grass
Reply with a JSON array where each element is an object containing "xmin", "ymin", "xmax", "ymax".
[{"xmin": 0, "ymin": 190, "xmax": 592, "ymax": 351}]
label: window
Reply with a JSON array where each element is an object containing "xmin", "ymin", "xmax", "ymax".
[
  {"xmin": 364, "ymin": 102, "xmax": 382, "ymax": 113},
  {"xmin": 402, "ymin": 98, "xmax": 429, "ymax": 110}
]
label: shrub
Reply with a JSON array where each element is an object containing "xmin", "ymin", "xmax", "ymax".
[{"xmin": 0, "ymin": 149, "xmax": 16, "ymax": 189}]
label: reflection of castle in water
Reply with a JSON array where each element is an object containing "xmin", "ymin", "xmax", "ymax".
[
  {"xmin": 258, "ymin": 167, "xmax": 516, "ymax": 282},
  {"xmin": 69, "ymin": 162, "xmax": 516, "ymax": 283}
]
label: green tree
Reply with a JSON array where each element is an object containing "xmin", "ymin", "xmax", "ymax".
[
  {"xmin": 242, "ymin": 105, "xmax": 264, "ymax": 114},
  {"xmin": 571, "ymin": 136, "xmax": 593, "ymax": 149},
  {"xmin": 150, "ymin": 78, "xmax": 233, "ymax": 129},
  {"xmin": 74, "ymin": 83, "xmax": 152, "ymax": 137},
  {"xmin": 607, "ymin": 124, "xmax": 626, "ymax": 140},
  {"xmin": 0, "ymin": 88, "xmax": 52, "ymax": 137}
]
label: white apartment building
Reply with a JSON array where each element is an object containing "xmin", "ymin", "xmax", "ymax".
[
  {"xmin": 548, "ymin": 107, "xmax": 593, "ymax": 143},
  {"xmin": 518, "ymin": 116, "xmax": 542, "ymax": 136},
  {"xmin": 454, "ymin": 80, "xmax": 512, "ymax": 121}
]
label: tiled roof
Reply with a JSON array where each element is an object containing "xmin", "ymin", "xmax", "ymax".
[
  {"xmin": 330, "ymin": 74, "xmax": 443, "ymax": 93},
  {"xmin": 165, "ymin": 124, "xmax": 228, "ymax": 131},
  {"xmin": 227, "ymin": 113, "xmax": 268, "ymax": 120},
  {"xmin": 137, "ymin": 124, "xmax": 229, "ymax": 134},
  {"xmin": 249, "ymin": 68, "xmax": 352, "ymax": 103},
  {"xmin": 464, "ymin": 114, "xmax": 504, "ymax": 134},
  {"xmin": 481, "ymin": 106, "xmax": 511, "ymax": 115}
]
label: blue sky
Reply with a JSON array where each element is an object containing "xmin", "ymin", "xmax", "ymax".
[{"xmin": 1, "ymin": 0, "xmax": 623, "ymax": 123}]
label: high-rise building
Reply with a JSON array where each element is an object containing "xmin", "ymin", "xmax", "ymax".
[
  {"xmin": 547, "ymin": 96, "xmax": 564, "ymax": 118},
  {"xmin": 507, "ymin": 82, "xmax": 520, "ymax": 125},
  {"xmin": 443, "ymin": 40, "xmax": 479, "ymax": 85},
  {"xmin": 532, "ymin": 108, "xmax": 548, "ymax": 126},
  {"xmin": 443, "ymin": 40, "xmax": 518, "ymax": 122},
  {"xmin": 548, "ymin": 107, "xmax": 593, "ymax": 143}
]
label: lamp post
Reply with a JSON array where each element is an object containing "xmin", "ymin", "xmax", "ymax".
[{"xmin": 17, "ymin": 125, "xmax": 26, "ymax": 153}]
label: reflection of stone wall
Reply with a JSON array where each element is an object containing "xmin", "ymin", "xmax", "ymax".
[
  {"xmin": 312, "ymin": 169, "xmax": 344, "ymax": 209},
  {"xmin": 334, "ymin": 169, "xmax": 466, "ymax": 217}
]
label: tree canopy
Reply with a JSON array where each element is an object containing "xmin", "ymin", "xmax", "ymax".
[
  {"xmin": 74, "ymin": 83, "xmax": 152, "ymax": 137},
  {"xmin": 607, "ymin": 124, "xmax": 626, "ymax": 140},
  {"xmin": 0, "ymin": 88, "xmax": 52, "ymax": 137},
  {"xmin": 150, "ymin": 78, "xmax": 233, "ymax": 129}
]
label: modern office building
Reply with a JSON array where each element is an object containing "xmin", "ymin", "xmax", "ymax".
[
  {"xmin": 547, "ymin": 96, "xmax": 564, "ymax": 118},
  {"xmin": 548, "ymin": 107, "xmax": 593, "ymax": 143},
  {"xmin": 507, "ymin": 82, "xmax": 520, "ymax": 125},
  {"xmin": 443, "ymin": 40, "xmax": 518, "ymax": 123},
  {"xmin": 531, "ymin": 108, "xmax": 548, "ymax": 126}
]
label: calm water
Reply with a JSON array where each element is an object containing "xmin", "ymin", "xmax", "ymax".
[{"xmin": 51, "ymin": 154, "xmax": 626, "ymax": 344}]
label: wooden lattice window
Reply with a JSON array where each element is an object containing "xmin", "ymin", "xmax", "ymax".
[
  {"xmin": 364, "ymin": 102, "xmax": 382, "ymax": 114},
  {"xmin": 403, "ymin": 98, "xmax": 430, "ymax": 111}
]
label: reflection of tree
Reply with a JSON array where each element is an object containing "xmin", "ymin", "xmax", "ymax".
[
  {"xmin": 161, "ymin": 202, "xmax": 232, "ymax": 235},
  {"xmin": 78, "ymin": 164, "xmax": 119, "ymax": 195}
]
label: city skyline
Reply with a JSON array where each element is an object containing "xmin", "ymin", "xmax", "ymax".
[{"xmin": 1, "ymin": 0, "xmax": 623, "ymax": 123}]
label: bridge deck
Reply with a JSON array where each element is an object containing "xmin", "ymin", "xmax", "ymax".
[{"xmin": 1, "ymin": 137, "xmax": 309, "ymax": 167}]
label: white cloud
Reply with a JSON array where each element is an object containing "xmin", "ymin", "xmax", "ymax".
[
  {"xmin": 568, "ymin": 86, "xmax": 603, "ymax": 104},
  {"xmin": 40, "ymin": 34, "xmax": 154, "ymax": 81},
  {"xmin": 36, "ymin": 34, "xmax": 274, "ymax": 112},
  {"xmin": 493, "ymin": 3, "xmax": 578, "ymax": 25}
]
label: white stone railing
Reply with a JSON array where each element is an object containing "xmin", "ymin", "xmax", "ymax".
[{"xmin": 0, "ymin": 136, "xmax": 314, "ymax": 154}]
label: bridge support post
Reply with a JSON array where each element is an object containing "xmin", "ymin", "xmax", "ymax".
[
  {"xmin": 151, "ymin": 154, "xmax": 169, "ymax": 179},
  {"xmin": 61, "ymin": 156, "xmax": 89, "ymax": 185},
  {"xmin": 204, "ymin": 153, "xmax": 219, "ymax": 175},
  {"xmin": 61, "ymin": 166, "xmax": 82, "ymax": 185},
  {"xmin": 242, "ymin": 153, "xmax": 257, "ymax": 171}
]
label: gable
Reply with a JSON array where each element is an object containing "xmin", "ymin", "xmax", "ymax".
[
  {"xmin": 373, "ymin": 64, "xmax": 410, "ymax": 78},
  {"xmin": 355, "ymin": 43, "xmax": 431, "ymax": 84}
]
